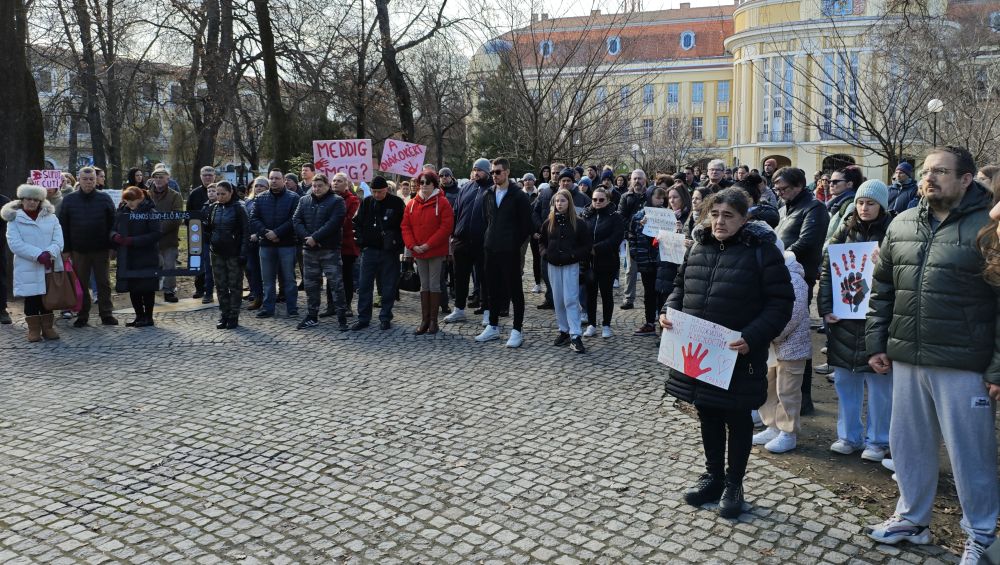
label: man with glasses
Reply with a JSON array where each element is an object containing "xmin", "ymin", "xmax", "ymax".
[
  {"xmin": 864, "ymin": 147, "xmax": 1000, "ymax": 565},
  {"xmin": 476, "ymin": 158, "xmax": 533, "ymax": 347},
  {"xmin": 705, "ymin": 159, "xmax": 732, "ymax": 189},
  {"xmin": 444, "ymin": 158, "xmax": 492, "ymax": 324}
]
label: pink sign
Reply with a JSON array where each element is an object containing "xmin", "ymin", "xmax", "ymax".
[
  {"xmin": 31, "ymin": 170, "xmax": 62, "ymax": 190},
  {"xmin": 313, "ymin": 139, "xmax": 373, "ymax": 183},
  {"xmin": 378, "ymin": 139, "xmax": 426, "ymax": 178}
]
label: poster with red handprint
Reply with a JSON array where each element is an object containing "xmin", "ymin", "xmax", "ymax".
[
  {"xmin": 378, "ymin": 139, "xmax": 427, "ymax": 178},
  {"xmin": 313, "ymin": 139, "xmax": 373, "ymax": 183},
  {"xmin": 658, "ymin": 308, "xmax": 741, "ymax": 390},
  {"xmin": 828, "ymin": 241, "xmax": 878, "ymax": 320}
]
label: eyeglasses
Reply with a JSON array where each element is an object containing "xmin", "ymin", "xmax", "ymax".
[
  {"xmin": 829, "ymin": 179, "xmax": 846, "ymax": 184},
  {"xmin": 920, "ymin": 167, "xmax": 954, "ymax": 178},
  {"xmin": 592, "ymin": 198, "xmax": 607, "ymax": 202},
  {"xmin": 708, "ymin": 168, "xmax": 725, "ymax": 172},
  {"xmin": 490, "ymin": 170, "xmax": 505, "ymax": 176}
]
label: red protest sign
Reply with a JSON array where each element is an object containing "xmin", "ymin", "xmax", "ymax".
[
  {"xmin": 312, "ymin": 139, "xmax": 373, "ymax": 183},
  {"xmin": 31, "ymin": 170, "xmax": 63, "ymax": 190},
  {"xmin": 378, "ymin": 139, "xmax": 426, "ymax": 178}
]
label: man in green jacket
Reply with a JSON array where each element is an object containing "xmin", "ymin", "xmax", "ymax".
[{"xmin": 864, "ymin": 146, "xmax": 1000, "ymax": 564}]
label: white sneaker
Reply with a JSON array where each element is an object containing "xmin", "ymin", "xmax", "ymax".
[
  {"xmin": 482, "ymin": 310, "xmax": 490, "ymax": 326},
  {"xmin": 752, "ymin": 427, "xmax": 780, "ymax": 446},
  {"xmin": 583, "ymin": 325, "xmax": 597, "ymax": 337},
  {"xmin": 960, "ymin": 537, "xmax": 989, "ymax": 565},
  {"xmin": 531, "ymin": 284, "xmax": 542, "ymax": 293},
  {"xmin": 443, "ymin": 307, "xmax": 466, "ymax": 323},
  {"xmin": 505, "ymin": 329, "xmax": 523, "ymax": 348},
  {"xmin": 475, "ymin": 325, "xmax": 500, "ymax": 342},
  {"xmin": 865, "ymin": 514, "xmax": 932, "ymax": 545},
  {"xmin": 601, "ymin": 326, "xmax": 613, "ymax": 338},
  {"xmin": 765, "ymin": 432, "xmax": 797, "ymax": 453},
  {"xmin": 882, "ymin": 458, "xmax": 895, "ymax": 472},
  {"xmin": 861, "ymin": 445, "xmax": 888, "ymax": 462},
  {"xmin": 830, "ymin": 439, "xmax": 862, "ymax": 455}
]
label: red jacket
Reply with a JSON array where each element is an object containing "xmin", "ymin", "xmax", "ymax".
[
  {"xmin": 401, "ymin": 189, "xmax": 454, "ymax": 259},
  {"xmin": 340, "ymin": 189, "xmax": 360, "ymax": 256}
]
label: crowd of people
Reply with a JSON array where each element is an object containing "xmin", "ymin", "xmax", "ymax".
[{"xmin": 3, "ymin": 147, "xmax": 1000, "ymax": 563}]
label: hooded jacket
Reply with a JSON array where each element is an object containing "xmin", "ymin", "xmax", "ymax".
[
  {"xmin": 2, "ymin": 199, "xmax": 64, "ymax": 297},
  {"xmin": 664, "ymin": 221, "xmax": 794, "ymax": 410},
  {"xmin": 401, "ymin": 189, "xmax": 454, "ymax": 259},
  {"xmin": 452, "ymin": 177, "xmax": 491, "ymax": 245},
  {"xmin": 866, "ymin": 181, "xmax": 1000, "ymax": 381},
  {"xmin": 582, "ymin": 205, "xmax": 624, "ymax": 272},
  {"xmin": 354, "ymin": 193, "xmax": 405, "ymax": 253},
  {"xmin": 776, "ymin": 188, "xmax": 830, "ymax": 283}
]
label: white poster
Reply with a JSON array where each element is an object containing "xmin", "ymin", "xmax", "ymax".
[
  {"xmin": 105, "ymin": 189, "xmax": 122, "ymax": 208},
  {"xmin": 657, "ymin": 230, "xmax": 687, "ymax": 264},
  {"xmin": 828, "ymin": 241, "xmax": 878, "ymax": 320},
  {"xmin": 642, "ymin": 207, "xmax": 677, "ymax": 237},
  {"xmin": 30, "ymin": 170, "xmax": 62, "ymax": 190},
  {"xmin": 658, "ymin": 308, "xmax": 742, "ymax": 390}
]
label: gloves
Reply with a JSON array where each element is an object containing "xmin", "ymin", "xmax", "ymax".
[{"xmin": 37, "ymin": 251, "xmax": 53, "ymax": 270}]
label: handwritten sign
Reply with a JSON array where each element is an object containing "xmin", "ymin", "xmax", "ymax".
[
  {"xmin": 105, "ymin": 189, "xmax": 122, "ymax": 208},
  {"xmin": 829, "ymin": 241, "xmax": 878, "ymax": 320},
  {"xmin": 657, "ymin": 230, "xmax": 687, "ymax": 264},
  {"xmin": 313, "ymin": 139, "xmax": 373, "ymax": 183},
  {"xmin": 30, "ymin": 170, "xmax": 62, "ymax": 190},
  {"xmin": 642, "ymin": 207, "xmax": 677, "ymax": 237},
  {"xmin": 658, "ymin": 308, "xmax": 741, "ymax": 390},
  {"xmin": 379, "ymin": 139, "xmax": 426, "ymax": 177}
]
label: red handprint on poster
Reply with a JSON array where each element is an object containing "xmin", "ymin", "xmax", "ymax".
[
  {"xmin": 682, "ymin": 342, "xmax": 711, "ymax": 378},
  {"xmin": 828, "ymin": 241, "xmax": 878, "ymax": 319},
  {"xmin": 658, "ymin": 308, "xmax": 741, "ymax": 390}
]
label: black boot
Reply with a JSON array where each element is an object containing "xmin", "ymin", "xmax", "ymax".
[
  {"xmin": 216, "ymin": 315, "xmax": 229, "ymax": 329},
  {"xmin": 719, "ymin": 479, "xmax": 745, "ymax": 519},
  {"xmin": 226, "ymin": 315, "xmax": 239, "ymax": 329},
  {"xmin": 683, "ymin": 473, "xmax": 725, "ymax": 507},
  {"xmin": 800, "ymin": 366, "xmax": 815, "ymax": 415},
  {"xmin": 338, "ymin": 314, "xmax": 349, "ymax": 332}
]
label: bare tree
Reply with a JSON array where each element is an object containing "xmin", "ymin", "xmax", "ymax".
[
  {"xmin": 410, "ymin": 38, "xmax": 472, "ymax": 169},
  {"xmin": 639, "ymin": 113, "xmax": 721, "ymax": 174},
  {"xmin": 0, "ymin": 0, "xmax": 44, "ymax": 199},
  {"xmin": 252, "ymin": 0, "xmax": 294, "ymax": 171}
]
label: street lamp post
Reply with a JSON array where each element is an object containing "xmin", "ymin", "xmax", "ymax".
[{"xmin": 927, "ymin": 98, "xmax": 944, "ymax": 146}]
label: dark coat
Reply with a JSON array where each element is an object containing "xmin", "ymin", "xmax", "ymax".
[
  {"xmin": 187, "ymin": 185, "xmax": 209, "ymax": 216},
  {"xmin": 776, "ymin": 189, "xmax": 830, "ymax": 283},
  {"xmin": 205, "ymin": 200, "xmax": 250, "ymax": 258},
  {"xmin": 583, "ymin": 205, "xmax": 624, "ymax": 272},
  {"xmin": 627, "ymin": 206, "xmax": 665, "ymax": 274},
  {"xmin": 866, "ymin": 182, "xmax": 1000, "ymax": 381},
  {"xmin": 250, "ymin": 188, "xmax": 301, "ymax": 247},
  {"xmin": 656, "ymin": 208, "xmax": 689, "ymax": 295},
  {"xmin": 888, "ymin": 179, "xmax": 919, "ymax": 216},
  {"xmin": 293, "ymin": 191, "xmax": 346, "ymax": 250},
  {"xmin": 354, "ymin": 194, "xmax": 405, "ymax": 253},
  {"xmin": 453, "ymin": 178, "xmax": 491, "ymax": 245},
  {"xmin": 664, "ymin": 221, "xmax": 794, "ymax": 410},
  {"xmin": 818, "ymin": 211, "xmax": 890, "ymax": 372},
  {"xmin": 112, "ymin": 199, "xmax": 162, "ymax": 292},
  {"xmin": 539, "ymin": 213, "xmax": 592, "ymax": 266},
  {"xmin": 58, "ymin": 189, "xmax": 116, "ymax": 253},
  {"xmin": 483, "ymin": 183, "xmax": 533, "ymax": 253},
  {"xmin": 749, "ymin": 202, "xmax": 780, "ymax": 228}
]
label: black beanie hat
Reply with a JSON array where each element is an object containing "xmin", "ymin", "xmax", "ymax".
[
  {"xmin": 559, "ymin": 167, "xmax": 576, "ymax": 181},
  {"xmin": 371, "ymin": 176, "xmax": 388, "ymax": 190}
]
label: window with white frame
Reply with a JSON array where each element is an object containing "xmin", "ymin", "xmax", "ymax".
[
  {"xmin": 666, "ymin": 83, "xmax": 679, "ymax": 104},
  {"xmin": 716, "ymin": 116, "xmax": 729, "ymax": 139},
  {"xmin": 667, "ymin": 117, "xmax": 680, "ymax": 136},
  {"xmin": 34, "ymin": 70, "xmax": 54, "ymax": 93},
  {"xmin": 717, "ymin": 80, "xmax": 730, "ymax": 102},
  {"xmin": 540, "ymin": 40, "xmax": 553, "ymax": 57},
  {"xmin": 607, "ymin": 36, "xmax": 622, "ymax": 55},
  {"xmin": 692, "ymin": 82, "xmax": 704, "ymax": 104},
  {"xmin": 643, "ymin": 84, "xmax": 654, "ymax": 106},
  {"xmin": 680, "ymin": 31, "xmax": 696, "ymax": 50},
  {"xmin": 643, "ymin": 119, "xmax": 653, "ymax": 139},
  {"xmin": 691, "ymin": 117, "xmax": 703, "ymax": 140},
  {"xmin": 760, "ymin": 56, "xmax": 794, "ymax": 139},
  {"xmin": 620, "ymin": 86, "xmax": 630, "ymax": 109},
  {"xmin": 821, "ymin": 52, "xmax": 860, "ymax": 137},
  {"xmin": 596, "ymin": 86, "xmax": 607, "ymax": 107}
]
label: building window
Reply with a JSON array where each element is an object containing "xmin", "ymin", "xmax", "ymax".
[
  {"xmin": 667, "ymin": 117, "xmax": 680, "ymax": 136},
  {"xmin": 539, "ymin": 40, "xmax": 553, "ymax": 57},
  {"xmin": 716, "ymin": 116, "xmax": 729, "ymax": 140},
  {"xmin": 620, "ymin": 86, "xmax": 630, "ymax": 109},
  {"xmin": 667, "ymin": 83, "xmax": 679, "ymax": 104},
  {"xmin": 596, "ymin": 86, "xmax": 607, "ymax": 107},
  {"xmin": 822, "ymin": 0, "xmax": 853, "ymax": 16},
  {"xmin": 692, "ymin": 82, "xmax": 704, "ymax": 104},
  {"xmin": 691, "ymin": 117, "xmax": 703, "ymax": 140},
  {"xmin": 551, "ymin": 88, "xmax": 562, "ymax": 109},
  {"xmin": 607, "ymin": 36, "xmax": 621, "ymax": 55},
  {"xmin": 717, "ymin": 80, "xmax": 730, "ymax": 102},
  {"xmin": 143, "ymin": 81, "xmax": 158, "ymax": 102},
  {"xmin": 680, "ymin": 31, "xmax": 696, "ymax": 50},
  {"xmin": 170, "ymin": 83, "xmax": 183, "ymax": 103},
  {"xmin": 643, "ymin": 84, "xmax": 654, "ymax": 106},
  {"xmin": 34, "ymin": 70, "xmax": 53, "ymax": 93},
  {"xmin": 990, "ymin": 12, "xmax": 1000, "ymax": 32},
  {"xmin": 621, "ymin": 120, "xmax": 631, "ymax": 143},
  {"xmin": 821, "ymin": 53, "xmax": 860, "ymax": 139},
  {"xmin": 759, "ymin": 56, "xmax": 795, "ymax": 141},
  {"xmin": 643, "ymin": 119, "xmax": 654, "ymax": 139}
]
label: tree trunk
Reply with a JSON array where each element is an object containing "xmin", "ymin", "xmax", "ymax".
[
  {"xmin": 374, "ymin": 0, "xmax": 415, "ymax": 141},
  {"xmin": 253, "ymin": 0, "xmax": 293, "ymax": 172},
  {"xmin": 68, "ymin": 108, "xmax": 81, "ymax": 174},
  {"xmin": 0, "ymin": 0, "xmax": 44, "ymax": 200},
  {"xmin": 72, "ymin": 0, "xmax": 107, "ymax": 170}
]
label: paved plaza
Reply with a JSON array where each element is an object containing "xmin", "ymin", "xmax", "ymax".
[{"xmin": 0, "ymin": 294, "xmax": 959, "ymax": 564}]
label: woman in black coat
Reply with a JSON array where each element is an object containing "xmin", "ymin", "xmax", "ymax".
[
  {"xmin": 581, "ymin": 187, "xmax": 624, "ymax": 338},
  {"xmin": 112, "ymin": 187, "xmax": 163, "ymax": 327},
  {"xmin": 655, "ymin": 184, "xmax": 692, "ymax": 308},
  {"xmin": 660, "ymin": 188, "xmax": 793, "ymax": 519}
]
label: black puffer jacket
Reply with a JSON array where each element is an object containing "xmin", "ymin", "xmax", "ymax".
[
  {"xmin": 627, "ymin": 206, "xmax": 665, "ymax": 274},
  {"xmin": 539, "ymin": 213, "xmax": 592, "ymax": 266},
  {"xmin": 205, "ymin": 200, "xmax": 251, "ymax": 258},
  {"xmin": 776, "ymin": 189, "xmax": 830, "ymax": 283},
  {"xmin": 293, "ymin": 191, "xmax": 346, "ymax": 250},
  {"xmin": 58, "ymin": 189, "xmax": 116, "ymax": 252},
  {"xmin": 617, "ymin": 187, "xmax": 648, "ymax": 234},
  {"xmin": 249, "ymin": 188, "xmax": 300, "ymax": 247},
  {"xmin": 866, "ymin": 181, "xmax": 1000, "ymax": 381},
  {"xmin": 112, "ymin": 198, "xmax": 162, "ymax": 292},
  {"xmin": 818, "ymin": 211, "xmax": 890, "ymax": 372},
  {"xmin": 582, "ymin": 205, "xmax": 624, "ymax": 272},
  {"xmin": 664, "ymin": 221, "xmax": 794, "ymax": 410}
]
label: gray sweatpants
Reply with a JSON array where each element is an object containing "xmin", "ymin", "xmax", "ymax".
[{"xmin": 890, "ymin": 361, "xmax": 999, "ymax": 545}]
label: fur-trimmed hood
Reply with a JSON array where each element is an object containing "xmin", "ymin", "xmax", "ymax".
[
  {"xmin": 691, "ymin": 218, "xmax": 777, "ymax": 247},
  {"xmin": 1, "ymin": 199, "xmax": 56, "ymax": 223}
]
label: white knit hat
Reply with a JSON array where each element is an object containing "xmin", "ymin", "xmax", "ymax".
[{"xmin": 16, "ymin": 184, "xmax": 46, "ymax": 201}]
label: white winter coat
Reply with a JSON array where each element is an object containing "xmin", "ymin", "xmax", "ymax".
[
  {"xmin": 773, "ymin": 250, "xmax": 811, "ymax": 360},
  {"xmin": 2, "ymin": 199, "xmax": 65, "ymax": 297}
]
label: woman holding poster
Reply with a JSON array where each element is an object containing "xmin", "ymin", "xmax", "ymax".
[
  {"xmin": 659, "ymin": 188, "xmax": 793, "ymax": 519},
  {"xmin": 628, "ymin": 187, "xmax": 669, "ymax": 337},
  {"xmin": 818, "ymin": 180, "xmax": 893, "ymax": 462}
]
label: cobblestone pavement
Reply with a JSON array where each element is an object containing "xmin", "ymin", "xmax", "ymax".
[{"xmin": 0, "ymin": 290, "xmax": 959, "ymax": 564}]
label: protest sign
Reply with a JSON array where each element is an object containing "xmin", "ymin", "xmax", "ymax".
[
  {"xmin": 378, "ymin": 139, "xmax": 427, "ymax": 177},
  {"xmin": 828, "ymin": 241, "xmax": 878, "ymax": 320},
  {"xmin": 658, "ymin": 307, "xmax": 741, "ymax": 390},
  {"xmin": 657, "ymin": 230, "xmax": 687, "ymax": 264},
  {"xmin": 313, "ymin": 139, "xmax": 373, "ymax": 183},
  {"xmin": 105, "ymin": 189, "xmax": 123, "ymax": 208},
  {"xmin": 30, "ymin": 170, "xmax": 62, "ymax": 190},
  {"xmin": 642, "ymin": 207, "xmax": 677, "ymax": 237}
]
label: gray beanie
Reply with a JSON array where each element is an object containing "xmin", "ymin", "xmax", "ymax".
[
  {"xmin": 473, "ymin": 158, "xmax": 491, "ymax": 173},
  {"xmin": 438, "ymin": 167, "xmax": 454, "ymax": 178},
  {"xmin": 521, "ymin": 173, "xmax": 536, "ymax": 182},
  {"xmin": 855, "ymin": 179, "xmax": 890, "ymax": 211}
]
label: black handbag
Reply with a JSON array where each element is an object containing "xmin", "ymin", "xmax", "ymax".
[{"xmin": 398, "ymin": 259, "xmax": 421, "ymax": 292}]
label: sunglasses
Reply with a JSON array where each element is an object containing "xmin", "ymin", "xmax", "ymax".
[
  {"xmin": 593, "ymin": 198, "xmax": 607, "ymax": 202},
  {"xmin": 419, "ymin": 180, "xmax": 434, "ymax": 185},
  {"xmin": 490, "ymin": 170, "xmax": 505, "ymax": 176}
]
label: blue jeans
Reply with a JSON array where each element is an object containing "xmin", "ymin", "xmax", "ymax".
[
  {"xmin": 260, "ymin": 245, "xmax": 297, "ymax": 314},
  {"xmin": 833, "ymin": 367, "xmax": 892, "ymax": 448},
  {"xmin": 356, "ymin": 248, "xmax": 399, "ymax": 323}
]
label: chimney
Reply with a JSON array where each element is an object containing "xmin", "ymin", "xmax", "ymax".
[
  {"xmin": 679, "ymin": 2, "xmax": 690, "ymax": 7},
  {"xmin": 531, "ymin": 13, "xmax": 538, "ymax": 22},
  {"xmin": 591, "ymin": 9, "xmax": 601, "ymax": 15},
  {"xmin": 541, "ymin": 12, "xmax": 548, "ymax": 20}
]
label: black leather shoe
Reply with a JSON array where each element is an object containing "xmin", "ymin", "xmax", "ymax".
[
  {"xmin": 164, "ymin": 293, "xmax": 179, "ymax": 303},
  {"xmin": 350, "ymin": 321, "xmax": 369, "ymax": 331},
  {"xmin": 318, "ymin": 306, "xmax": 336, "ymax": 318},
  {"xmin": 255, "ymin": 310, "xmax": 274, "ymax": 318},
  {"xmin": 719, "ymin": 481, "xmax": 746, "ymax": 519},
  {"xmin": 684, "ymin": 473, "xmax": 725, "ymax": 507},
  {"xmin": 620, "ymin": 302, "xmax": 634, "ymax": 310},
  {"xmin": 101, "ymin": 316, "xmax": 119, "ymax": 326},
  {"xmin": 202, "ymin": 294, "xmax": 214, "ymax": 304},
  {"xmin": 192, "ymin": 291, "xmax": 204, "ymax": 299},
  {"xmin": 380, "ymin": 320, "xmax": 391, "ymax": 330}
]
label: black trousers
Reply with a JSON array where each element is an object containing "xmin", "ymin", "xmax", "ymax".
[
  {"xmin": 640, "ymin": 270, "xmax": 659, "ymax": 324},
  {"xmin": 585, "ymin": 267, "xmax": 616, "ymax": 327},
  {"xmin": 23, "ymin": 295, "xmax": 49, "ymax": 316},
  {"xmin": 129, "ymin": 291, "xmax": 155, "ymax": 318},
  {"xmin": 486, "ymin": 250, "xmax": 524, "ymax": 331},
  {"xmin": 697, "ymin": 405, "xmax": 754, "ymax": 481},
  {"xmin": 453, "ymin": 240, "xmax": 487, "ymax": 310}
]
